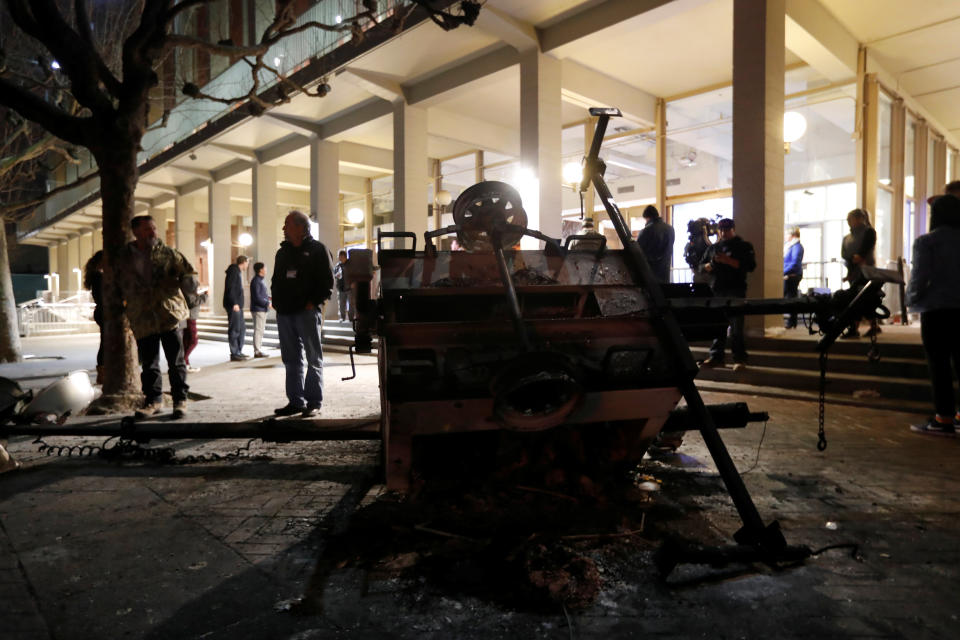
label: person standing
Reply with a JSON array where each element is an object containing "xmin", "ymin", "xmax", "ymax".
[
  {"xmin": 783, "ymin": 227, "xmax": 804, "ymax": 328},
  {"xmin": 115, "ymin": 215, "xmax": 197, "ymax": 419},
  {"xmin": 636, "ymin": 205, "xmax": 675, "ymax": 283},
  {"xmin": 907, "ymin": 195, "xmax": 960, "ymax": 437},
  {"xmin": 250, "ymin": 262, "xmax": 270, "ymax": 358},
  {"xmin": 83, "ymin": 250, "xmax": 104, "ymax": 384},
  {"xmin": 698, "ymin": 218, "xmax": 756, "ymax": 370},
  {"xmin": 334, "ymin": 250, "xmax": 349, "ymax": 322},
  {"xmin": 684, "ymin": 217, "xmax": 713, "ymax": 285},
  {"xmin": 223, "ymin": 255, "xmax": 249, "ymax": 361},
  {"xmin": 271, "ymin": 211, "xmax": 334, "ymax": 417},
  {"xmin": 840, "ymin": 209, "xmax": 877, "ymax": 338}
]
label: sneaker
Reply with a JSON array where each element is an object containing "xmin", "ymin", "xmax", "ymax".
[
  {"xmin": 301, "ymin": 403, "xmax": 321, "ymax": 417},
  {"xmin": 698, "ymin": 357, "xmax": 724, "ymax": 368},
  {"xmin": 230, "ymin": 354, "xmax": 250, "ymax": 362},
  {"xmin": 254, "ymin": 352, "xmax": 268, "ymax": 358},
  {"xmin": 731, "ymin": 362, "xmax": 747, "ymax": 371},
  {"xmin": 909, "ymin": 419, "xmax": 956, "ymax": 437},
  {"xmin": 135, "ymin": 401, "xmax": 163, "ymax": 419},
  {"xmin": 186, "ymin": 366, "xmax": 201, "ymax": 373},
  {"xmin": 171, "ymin": 401, "xmax": 187, "ymax": 420},
  {"xmin": 274, "ymin": 403, "xmax": 305, "ymax": 416}
]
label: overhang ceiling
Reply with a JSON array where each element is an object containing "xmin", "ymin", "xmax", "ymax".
[
  {"xmin": 29, "ymin": 0, "xmax": 960, "ymax": 245},
  {"xmin": 820, "ymin": 0, "xmax": 960, "ymax": 135}
]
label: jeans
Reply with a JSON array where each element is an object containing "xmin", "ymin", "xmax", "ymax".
[
  {"xmin": 252, "ymin": 311, "xmax": 267, "ymax": 353},
  {"xmin": 227, "ymin": 309, "xmax": 246, "ymax": 356},
  {"xmin": 136, "ymin": 329, "xmax": 188, "ymax": 404},
  {"xmin": 920, "ymin": 309, "xmax": 960, "ymax": 417},
  {"xmin": 277, "ymin": 308, "xmax": 324, "ymax": 408},
  {"xmin": 337, "ymin": 288, "xmax": 348, "ymax": 321},
  {"xmin": 783, "ymin": 275, "xmax": 801, "ymax": 327},
  {"xmin": 709, "ymin": 287, "xmax": 747, "ymax": 363}
]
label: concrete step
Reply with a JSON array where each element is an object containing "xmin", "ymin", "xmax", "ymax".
[
  {"xmin": 689, "ymin": 346, "xmax": 929, "ymax": 379},
  {"xmin": 195, "ymin": 317, "xmax": 360, "ymax": 349},
  {"xmin": 741, "ymin": 334, "xmax": 925, "ymax": 359},
  {"xmin": 693, "ymin": 361, "xmax": 931, "ymax": 400}
]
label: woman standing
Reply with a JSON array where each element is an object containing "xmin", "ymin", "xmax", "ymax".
[{"xmin": 907, "ymin": 195, "xmax": 960, "ymax": 436}]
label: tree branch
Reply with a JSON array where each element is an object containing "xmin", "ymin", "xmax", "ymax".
[
  {"xmin": 165, "ymin": 0, "xmax": 213, "ymax": 24},
  {"xmin": 7, "ymin": 0, "xmax": 116, "ymax": 113},
  {"xmin": 0, "ymin": 168, "xmax": 100, "ymax": 220},
  {"xmin": 0, "ymin": 133, "xmax": 73, "ymax": 181},
  {"xmin": 74, "ymin": 0, "xmax": 124, "ymax": 99},
  {"xmin": 0, "ymin": 76, "xmax": 89, "ymax": 147}
]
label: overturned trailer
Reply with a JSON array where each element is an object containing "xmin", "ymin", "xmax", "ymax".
[
  {"xmin": 2, "ymin": 108, "xmax": 891, "ymax": 564},
  {"xmin": 347, "ymin": 107, "xmax": 890, "ymax": 558}
]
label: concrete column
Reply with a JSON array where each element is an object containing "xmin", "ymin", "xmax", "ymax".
[
  {"xmin": 208, "ymin": 182, "xmax": 232, "ymax": 315},
  {"xmin": 66, "ymin": 236, "xmax": 81, "ymax": 293},
  {"xmin": 519, "ymin": 49, "xmax": 562, "ymax": 247},
  {"xmin": 253, "ymin": 163, "xmax": 279, "ymax": 280},
  {"xmin": 364, "ymin": 178, "xmax": 374, "ymax": 249},
  {"xmin": 47, "ymin": 245, "xmax": 58, "ymax": 298},
  {"xmin": 56, "ymin": 242, "xmax": 67, "ymax": 299},
  {"xmin": 92, "ymin": 227, "xmax": 103, "ymax": 253},
  {"xmin": 890, "ymin": 99, "xmax": 906, "ymax": 263},
  {"xmin": 733, "ymin": 0, "xmax": 785, "ymax": 332},
  {"xmin": 859, "ymin": 74, "xmax": 879, "ymax": 216},
  {"xmin": 655, "ymin": 99, "xmax": 667, "ymax": 221},
  {"xmin": 583, "ymin": 118, "xmax": 597, "ymax": 222},
  {"xmin": 175, "ymin": 194, "xmax": 199, "ymax": 269},
  {"xmin": 310, "ymin": 138, "xmax": 340, "ymax": 320},
  {"xmin": 392, "ymin": 101, "xmax": 429, "ymax": 244},
  {"xmin": 78, "ymin": 232, "xmax": 94, "ymax": 272}
]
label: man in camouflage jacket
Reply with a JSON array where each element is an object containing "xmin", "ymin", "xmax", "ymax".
[{"xmin": 115, "ymin": 215, "xmax": 198, "ymax": 419}]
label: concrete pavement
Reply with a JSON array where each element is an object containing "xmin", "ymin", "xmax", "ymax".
[{"xmin": 1, "ymin": 335, "xmax": 958, "ymax": 639}]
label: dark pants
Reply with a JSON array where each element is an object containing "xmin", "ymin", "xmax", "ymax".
[
  {"xmin": 920, "ymin": 309, "xmax": 960, "ymax": 418},
  {"xmin": 783, "ymin": 275, "xmax": 801, "ymax": 327},
  {"xmin": 182, "ymin": 319, "xmax": 198, "ymax": 365},
  {"xmin": 709, "ymin": 287, "xmax": 747, "ymax": 363},
  {"xmin": 136, "ymin": 329, "xmax": 188, "ymax": 404},
  {"xmin": 227, "ymin": 309, "xmax": 246, "ymax": 357}
]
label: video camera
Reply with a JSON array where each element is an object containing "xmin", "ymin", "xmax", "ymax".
[{"xmin": 686, "ymin": 214, "xmax": 723, "ymax": 241}]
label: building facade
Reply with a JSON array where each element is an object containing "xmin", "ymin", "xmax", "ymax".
[{"xmin": 19, "ymin": 0, "xmax": 960, "ymax": 324}]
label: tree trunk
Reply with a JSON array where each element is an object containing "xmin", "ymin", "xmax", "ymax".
[
  {"xmin": 0, "ymin": 223, "xmax": 24, "ymax": 363},
  {"xmin": 88, "ymin": 130, "xmax": 143, "ymax": 411}
]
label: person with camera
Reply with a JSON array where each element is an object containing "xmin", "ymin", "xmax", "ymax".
[
  {"xmin": 698, "ymin": 218, "xmax": 756, "ymax": 370},
  {"xmin": 684, "ymin": 217, "xmax": 713, "ymax": 285}
]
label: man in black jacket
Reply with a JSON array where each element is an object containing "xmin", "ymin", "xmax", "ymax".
[
  {"xmin": 699, "ymin": 218, "xmax": 756, "ymax": 370},
  {"xmin": 223, "ymin": 255, "xmax": 249, "ymax": 361},
  {"xmin": 271, "ymin": 210, "xmax": 334, "ymax": 417},
  {"xmin": 637, "ymin": 205, "xmax": 675, "ymax": 283}
]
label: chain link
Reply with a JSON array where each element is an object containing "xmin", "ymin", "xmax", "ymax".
[
  {"xmin": 33, "ymin": 436, "xmax": 267, "ymax": 465},
  {"xmin": 817, "ymin": 351, "xmax": 828, "ymax": 451}
]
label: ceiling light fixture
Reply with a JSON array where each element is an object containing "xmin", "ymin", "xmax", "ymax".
[{"xmin": 346, "ymin": 208, "xmax": 364, "ymax": 224}]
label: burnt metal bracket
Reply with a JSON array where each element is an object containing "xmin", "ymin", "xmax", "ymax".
[{"xmin": 582, "ymin": 107, "xmax": 781, "ymax": 551}]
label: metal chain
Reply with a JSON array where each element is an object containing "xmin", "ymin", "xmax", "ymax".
[
  {"xmin": 817, "ymin": 351, "xmax": 828, "ymax": 451},
  {"xmin": 33, "ymin": 436, "xmax": 267, "ymax": 465}
]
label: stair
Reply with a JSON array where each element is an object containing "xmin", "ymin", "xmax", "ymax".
[
  {"xmin": 690, "ymin": 334, "xmax": 935, "ymax": 402},
  {"xmin": 195, "ymin": 314, "xmax": 359, "ymax": 350}
]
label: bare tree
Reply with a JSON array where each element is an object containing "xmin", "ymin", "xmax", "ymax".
[{"xmin": 0, "ymin": 0, "xmax": 478, "ymax": 408}]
